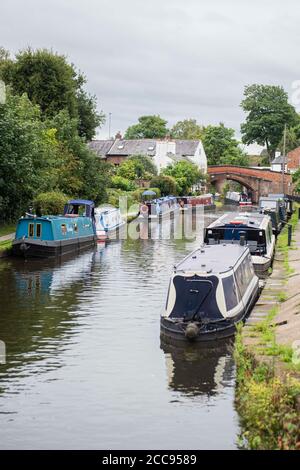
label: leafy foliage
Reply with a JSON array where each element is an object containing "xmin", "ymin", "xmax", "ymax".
[
  {"xmin": 162, "ymin": 161, "xmax": 204, "ymax": 195},
  {"xmin": 124, "ymin": 115, "xmax": 168, "ymax": 139},
  {"xmin": 170, "ymin": 119, "xmax": 204, "ymax": 140},
  {"xmin": 111, "ymin": 175, "xmax": 137, "ymax": 191},
  {"xmin": 33, "ymin": 191, "xmax": 68, "ymax": 215},
  {"xmin": 241, "ymin": 84, "xmax": 299, "ymax": 161},
  {"xmin": 115, "ymin": 155, "xmax": 157, "ymax": 182},
  {"xmin": 149, "ymin": 175, "xmax": 177, "ymax": 196},
  {"xmin": 202, "ymin": 123, "xmax": 248, "ymax": 166},
  {"xmin": 0, "ymin": 47, "xmax": 104, "ymax": 140}
]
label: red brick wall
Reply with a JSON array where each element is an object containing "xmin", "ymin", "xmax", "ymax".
[
  {"xmin": 287, "ymin": 147, "xmax": 300, "ymax": 171},
  {"xmin": 105, "ymin": 155, "xmax": 127, "ymax": 165}
]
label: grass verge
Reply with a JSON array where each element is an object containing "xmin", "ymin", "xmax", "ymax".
[
  {"xmin": 0, "ymin": 223, "xmax": 15, "ymax": 238},
  {"xmin": 234, "ymin": 324, "xmax": 300, "ymax": 450}
]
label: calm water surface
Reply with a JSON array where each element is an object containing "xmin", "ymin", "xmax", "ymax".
[{"xmin": 0, "ymin": 213, "xmax": 240, "ymax": 449}]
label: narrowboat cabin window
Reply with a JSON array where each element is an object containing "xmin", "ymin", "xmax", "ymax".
[
  {"xmin": 222, "ymin": 275, "xmax": 239, "ymax": 310},
  {"xmin": 74, "ymin": 223, "xmax": 78, "ymax": 232},
  {"xmin": 28, "ymin": 223, "xmax": 34, "ymax": 238},
  {"xmin": 61, "ymin": 224, "xmax": 67, "ymax": 235},
  {"xmin": 36, "ymin": 223, "xmax": 42, "ymax": 238}
]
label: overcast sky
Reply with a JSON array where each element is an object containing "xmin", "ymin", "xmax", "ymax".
[{"xmin": 1, "ymin": 0, "xmax": 300, "ymax": 151}]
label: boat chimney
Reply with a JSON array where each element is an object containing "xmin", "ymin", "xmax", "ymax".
[{"xmin": 239, "ymin": 231, "xmax": 246, "ymax": 246}]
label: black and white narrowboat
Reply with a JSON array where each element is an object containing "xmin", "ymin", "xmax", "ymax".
[
  {"xmin": 204, "ymin": 212, "xmax": 275, "ymax": 277},
  {"xmin": 161, "ymin": 244, "xmax": 259, "ymax": 342}
]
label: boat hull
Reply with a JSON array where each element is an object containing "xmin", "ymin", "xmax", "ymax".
[
  {"xmin": 96, "ymin": 222, "xmax": 126, "ymax": 241},
  {"xmin": 160, "ymin": 282, "xmax": 259, "ymax": 342},
  {"xmin": 12, "ymin": 235, "xmax": 97, "ymax": 258}
]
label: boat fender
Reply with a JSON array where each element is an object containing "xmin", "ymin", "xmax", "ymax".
[
  {"xmin": 185, "ymin": 322, "xmax": 199, "ymax": 340},
  {"xmin": 20, "ymin": 242, "xmax": 28, "ymax": 252},
  {"xmin": 140, "ymin": 204, "xmax": 148, "ymax": 216}
]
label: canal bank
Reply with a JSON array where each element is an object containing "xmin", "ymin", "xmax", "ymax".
[{"xmin": 235, "ymin": 209, "xmax": 300, "ymax": 450}]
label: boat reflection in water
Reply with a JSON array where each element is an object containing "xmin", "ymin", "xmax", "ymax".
[
  {"xmin": 0, "ymin": 245, "xmax": 106, "ymax": 390},
  {"xmin": 160, "ymin": 337, "xmax": 235, "ymax": 398}
]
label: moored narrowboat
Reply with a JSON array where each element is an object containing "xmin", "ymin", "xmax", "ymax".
[
  {"xmin": 177, "ymin": 194, "xmax": 215, "ymax": 211},
  {"xmin": 160, "ymin": 244, "xmax": 259, "ymax": 342},
  {"xmin": 139, "ymin": 196, "xmax": 180, "ymax": 219},
  {"xmin": 259, "ymin": 196, "xmax": 284, "ymax": 234},
  {"xmin": 12, "ymin": 200, "xmax": 97, "ymax": 258},
  {"xmin": 204, "ymin": 212, "xmax": 275, "ymax": 277},
  {"xmin": 95, "ymin": 206, "xmax": 126, "ymax": 241}
]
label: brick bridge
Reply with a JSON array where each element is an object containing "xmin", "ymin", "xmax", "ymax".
[{"xmin": 208, "ymin": 165, "xmax": 294, "ymax": 203}]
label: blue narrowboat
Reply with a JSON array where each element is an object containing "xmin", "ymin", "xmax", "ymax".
[{"xmin": 12, "ymin": 200, "xmax": 97, "ymax": 258}]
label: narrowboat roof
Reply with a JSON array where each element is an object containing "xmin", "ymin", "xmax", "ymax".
[
  {"xmin": 206, "ymin": 212, "xmax": 270, "ymax": 230},
  {"xmin": 67, "ymin": 199, "xmax": 95, "ymax": 206},
  {"xmin": 95, "ymin": 206, "xmax": 120, "ymax": 214},
  {"xmin": 175, "ymin": 244, "xmax": 249, "ymax": 274}
]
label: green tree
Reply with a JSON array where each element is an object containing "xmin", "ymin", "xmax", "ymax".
[
  {"xmin": 127, "ymin": 155, "xmax": 157, "ymax": 178},
  {"xmin": 170, "ymin": 119, "xmax": 204, "ymax": 140},
  {"xmin": 48, "ymin": 110, "xmax": 112, "ymax": 204},
  {"xmin": 124, "ymin": 115, "xmax": 168, "ymax": 139},
  {"xmin": 162, "ymin": 161, "xmax": 204, "ymax": 195},
  {"xmin": 111, "ymin": 175, "xmax": 137, "ymax": 191},
  {"xmin": 241, "ymin": 84, "xmax": 299, "ymax": 161},
  {"xmin": 0, "ymin": 93, "xmax": 60, "ymax": 220},
  {"xmin": 277, "ymin": 122, "xmax": 300, "ymax": 154},
  {"xmin": 76, "ymin": 89, "xmax": 105, "ymax": 141},
  {"xmin": 116, "ymin": 155, "xmax": 157, "ymax": 181},
  {"xmin": 202, "ymin": 123, "xmax": 248, "ymax": 166},
  {"xmin": 149, "ymin": 175, "xmax": 177, "ymax": 196},
  {"xmin": 0, "ymin": 47, "xmax": 103, "ymax": 140}
]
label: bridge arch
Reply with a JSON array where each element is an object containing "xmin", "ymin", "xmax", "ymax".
[{"xmin": 207, "ymin": 165, "xmax": 294, "ymax": 203}]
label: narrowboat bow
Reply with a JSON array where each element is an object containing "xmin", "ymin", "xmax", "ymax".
[{"xmin": 161, "ymin": 244, "xmax": 259, "ymax": 342}]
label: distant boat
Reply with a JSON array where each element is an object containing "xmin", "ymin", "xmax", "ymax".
[
  {"xmin": 204, "ymin": 212, "xmax": 275, "ymax": 277},
  {"xmin": 12, "ymin": 199, "xmax": 96, "ymax": 258},
  {"xmin": 139, "ymin": 196, "xmax": 180, "ymax": 219},
  {"xmin": 94, "ymin": 206, "xmax": 126, "ymax": 241},
  {"xmin": 161, "ymin": 244, "xmax": 259, "ymax": 342},
  {"xmin": 177, "ymin": 194, "xmax": 215, "ymax": 211},
  {"xmin": 225, "ymin": 191, "xmax": 252, "ymax": 206}
]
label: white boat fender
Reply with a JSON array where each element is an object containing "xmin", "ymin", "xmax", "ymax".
[{"xmin": 185, "ymin": 322, "xmax": 199, "ymax": 340}]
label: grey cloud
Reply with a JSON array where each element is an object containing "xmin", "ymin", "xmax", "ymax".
[{"xmin": 1, "ymin": 0, "xmax": 300, "ymax": 142}]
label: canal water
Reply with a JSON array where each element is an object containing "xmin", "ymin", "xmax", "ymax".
[{"xmin": 0, "ymin": 212, "xmax": 240, "ymax": 449}]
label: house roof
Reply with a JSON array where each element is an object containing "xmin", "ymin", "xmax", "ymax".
[
  {"xmin": 175, "ymin": 140, "xmax": 199, "ymax": 156},
  {"xmin": 89, "ymin": 138, "xmax": 202, "ymax": 158},
  {"xmin": 88, "ymin": 140, "xmax": 114, "ymax": 158},
  {"xmin": 107, "ymin": 139, "xmax": 157, "ymax": 156},
  {"xmin": 271, "ymin": 155, "xmax": 285, "ymax": 164}
]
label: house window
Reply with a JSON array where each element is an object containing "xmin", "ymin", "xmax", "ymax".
[
  {"xmin": 36, "ymin": 223, "xmax": 42, "ymax": 238},
  {"xmin": 28, "ymin": 223, "xmax": 34, "ymax": 238}
]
